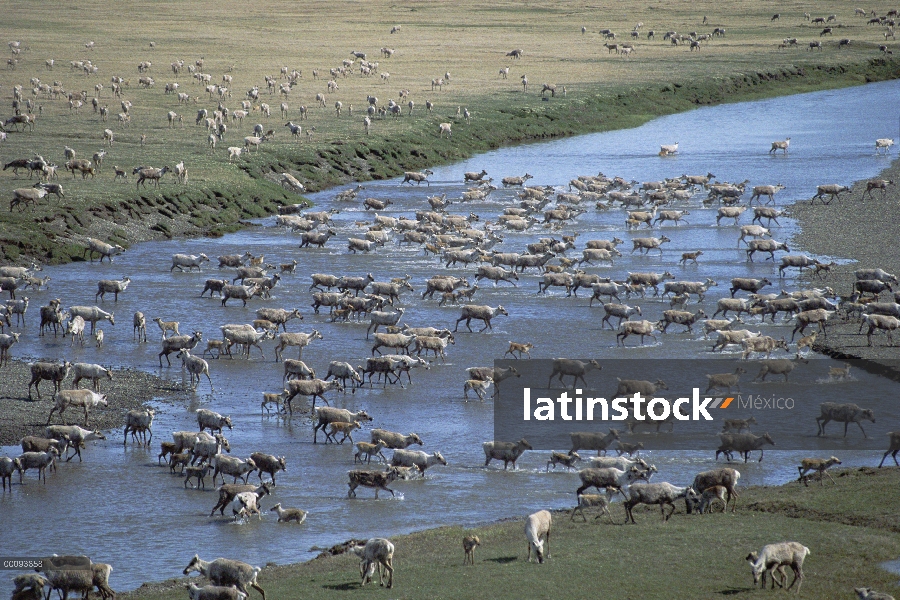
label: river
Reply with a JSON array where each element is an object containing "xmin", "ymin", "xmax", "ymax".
[{"xmin": 2, "ymin": 79, "xmax": 899, "ymax": 593}]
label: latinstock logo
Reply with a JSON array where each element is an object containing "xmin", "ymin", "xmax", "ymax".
[
  {"xmin": 521, "ymin": 388, "xmax": 735, "ymax": 422},
  {"xmin": 493, "ymin": 358, "xmax": 897, "ymax": 452}
]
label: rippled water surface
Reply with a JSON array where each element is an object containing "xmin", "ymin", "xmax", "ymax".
[{"xmin": 3, "ymin": 80, "xmax": 900, "ymax": 593}]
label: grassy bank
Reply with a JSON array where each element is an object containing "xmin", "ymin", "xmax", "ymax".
[
  {"xmin": 124, "ymin": 467, "xmax": 900, "ymax": 600},
  {"xmin": 3, "ymin": 0, "xmax": 900, "ymax": 263}
]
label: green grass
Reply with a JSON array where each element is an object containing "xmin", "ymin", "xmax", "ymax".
[
  {"xmin": 125, "ymin": 467, "xmax": 900, "ymax": 600},
  {"xmin": 3, "ymin": 0, "xmax": 900, "ymax": 263}
]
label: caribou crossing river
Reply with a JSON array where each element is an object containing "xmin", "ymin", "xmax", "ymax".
[{"xmin": 3, "ymin": 79, "xmax": 900, "ymax": 593}]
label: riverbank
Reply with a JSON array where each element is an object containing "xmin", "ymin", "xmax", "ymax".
[
  {"xmin": 0, "ymin": 358, "xmax": 189, "ymax": 445},
  {"xmin": 790, "ymin": 154, "xmax": 900, "ymax": 365},
  {"xmin": 6, "ymin": 59, "xmax": 899, "ymax": 266},
  {"xmin": 121, "ymin": 467, "xmax": 900, "ymax": 600},
  {"xmin": 3, "ymin": 0, "xmax": 900, "ymax": 264}
]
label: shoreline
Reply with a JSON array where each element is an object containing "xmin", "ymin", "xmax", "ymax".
[
  {"xmin": 0, "ymin": 358, "xmax": 189, "ymax": 446},
  {"xmin": 789, "ymin": 152, "xmax": 900, "ymax": 364},
  {"xmin": 119, "ymin": 467, "xmax": 900, "ymax": 599}
]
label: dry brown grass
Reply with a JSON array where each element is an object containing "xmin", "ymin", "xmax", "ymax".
[{"xmin": 4, "ymin": 0, "xmax": 889, "ymax": 142}]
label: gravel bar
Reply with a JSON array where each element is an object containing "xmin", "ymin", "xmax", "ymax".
[
  {"xmin": 789, "ymin": 155, "xmax": 900, "ymax": 369},
  {"xmin": 0, "ymin": 360, "xmax": 188, "ymax": 446}
]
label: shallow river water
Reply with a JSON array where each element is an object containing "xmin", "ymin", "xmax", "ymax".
[{"xmin": 2, "ymin": 79, "xmax": 900, "ymax": 593}]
